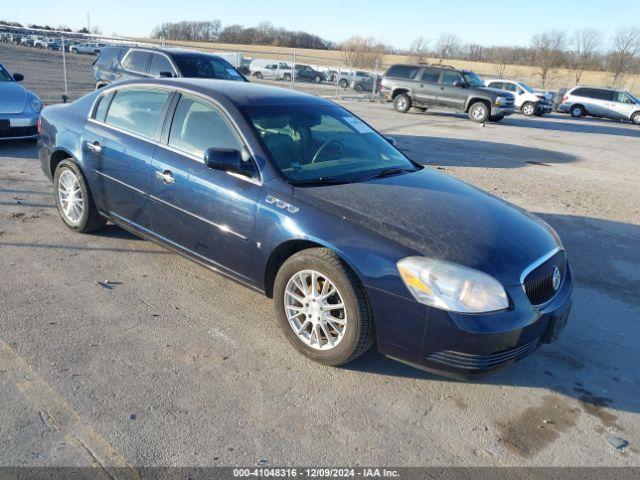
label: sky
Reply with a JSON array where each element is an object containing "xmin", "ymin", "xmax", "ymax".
[{"xmin": 5, "ymin": 0, "xmax": 640, "ymax": 49}]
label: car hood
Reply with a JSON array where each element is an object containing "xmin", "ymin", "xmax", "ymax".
[
  {"xmin": 293, "ymin": 168, "xmax": 559, "ymax": 286},
  {"xmin": 0, "ymin": 81, "xmax": 27, "ymax": 114}
]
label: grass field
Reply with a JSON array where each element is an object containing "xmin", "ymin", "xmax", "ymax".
[{"xmin": 142, "ymin": 37, "xmax": 640, "ymax": 93}]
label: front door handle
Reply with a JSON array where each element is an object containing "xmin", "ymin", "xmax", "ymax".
[
  {"xmin": 155, "ymin": 170, "xmax": 175, "ymax": 185},
  {"xmin": 87, "ymin": 141, "xmax": 102, "ymax": 154}
]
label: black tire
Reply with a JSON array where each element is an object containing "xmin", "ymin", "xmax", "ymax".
[
  {"xmin": 393, "ymin": 93, "xmax": 412, "ymax": 113},
  {"xmin": 283, "ymin": 73, "xmax": 291, "ymax": 81},
  {"xmin": 338, "ymin": 79, "xmax": 348, "ymax": 89},
  {"xmin": 631, "ymin": 112, "xmax": 640, "ymax": 125},
  {"xmin": 534, "ymin": 110, "xmax": 545, "ymax": 116},
  {"xmin": 468, "ymin": 101, "xmax": 490, "ymax": 123},
  {"xmin": 354, "ymin": 84, "xmax": 363, "ymax": 93},
  {"xmin": 521, "ymin": 102, "xmax": 536, "ymax": 116},
  {"xmin": 273, "ymin": 248, "xmax": 375, "ymax": 366},
  {"xmin": 314, "ymin": 75, "xmax": 321, "ymax": 83},
  {"xmin": 53, "ymin": 160, "xmax": 106, "ymax": 233},
  {"xmin": 570, "ymin": 105, "xmax": 585, "ymax": 118},
  {"xmin": 254, "ymin": 72, "xmax": 263, "ymax": 79},
  {"xmin": 489, "ymin": 115, "xmax": 504, "ymax": 122}
]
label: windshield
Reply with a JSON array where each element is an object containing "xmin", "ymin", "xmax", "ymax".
[
  {"xmin": 462, "ymin": 71, "xmax": 484, "ymax": 88},
  {"xmin": 242, "ymin": 104, "xmax": 419, "ymax": 184},
  {"xmin": 519, "ymin": 82, "xmax": 535, "ymax": 93},
  {"xmin": 0, "ymin": 64, "xmax": 12, "ymax": 82},
  {"xmin": 173, "ymin": 55, "xmax": 245, "ymax": 81},
  {"xmin": 628, "ymin": 92, "xmax": 640, "ymax": 104}
]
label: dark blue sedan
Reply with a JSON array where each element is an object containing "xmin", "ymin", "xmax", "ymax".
[{"xmin": 38, "ymin": 79, "xmax": 572, "ymax": 379}]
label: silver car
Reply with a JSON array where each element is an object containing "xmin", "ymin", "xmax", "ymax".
[
  {"xmin": 0, "ymin": 63, "xmax": 42, "ymax": 140},
  {"xmin": 559, "ymin": 86, "xmax": 640, "ymax": 125}
]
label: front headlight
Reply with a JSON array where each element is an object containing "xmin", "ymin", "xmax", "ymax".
[
  {"xmin": 397, "ymin": 257, "xmax": 509, "ymax": 313},
  {"xmin": 495, "ymin": 96, "xmax": 509, "ymax": 106},
  {"xmin": 29, "ymin": 95, "xmax": 42, "ymax": 113}
]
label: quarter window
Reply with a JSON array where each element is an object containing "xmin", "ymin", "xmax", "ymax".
[
  {"xmin": 122, "ymin": 50, "xmax": 151, "ymax": 74},
  {"xmin": 93, "ymin": 91, "xmax": 114, "ymax": 121},
  {"xmin": 386, "ymin": 65, "xmax": 421, "ymax": 80},
  {"xmin": 149, "ymin": 54, "xmax": 175, "ymax": 77},
  {"xmin": 169, "ymin": 96, "xmax": 242, "ymax": 158},
  {"xmin": 104, "ymin": 89, "xmax": 170, "ymax": 138}
]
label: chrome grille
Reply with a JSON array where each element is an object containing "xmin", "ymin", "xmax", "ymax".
[{"xmin": 522, "ymin": 250, "xmax": 566, "ymax": 306}]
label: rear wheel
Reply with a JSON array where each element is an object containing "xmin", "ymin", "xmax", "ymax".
[
  {"xmin": 354, "ymin": 84, "xmax": 363, "ymax": 93},
  {"xmin": 273, "ymin": 248, "xmax": 374, "ymax": 366},
  {"xmin": 338, "ymin": 79, "xmax": 349, "ymax": 89},
  {"xmin": 393, "ymin": 93, "xmax": 412, "ymax": 113},
  {"xmin": 314, "ymin": 75, "xmax": 321, "ymax": 83},
  {"xmin": 254, "ymin": 72, "xmax": 263, "ymax": 79},
  {"xmin": 521, "ymin": 102, "xmax": 536, "ymax": 116},
  {"xmin": 571, "ymin": 105, "xmax": 585, "ymax": 118},
  {"xmin": 282, "ymin": 73, "xmax": 291, "ymax": 81},
  {"xmin": 53, "ymin": 160, "xmax": 106, "ymax": 233},
  {"xmin": 631, "ymin": 112, "xmax": 640, "ymax": 125},
  {"xmin": 468, "ymin": 101, "xmax": 490, "ymax": 123}
]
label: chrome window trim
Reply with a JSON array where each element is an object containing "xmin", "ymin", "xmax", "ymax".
[
  {"xmin": 87, "ymin": 83, "xmax": 264, "ymax": 185},
  {"xmin": 149, "ymin": 195, "xmax": 247, "ymax": 240},
  {"xmin": 519, "ymin": 246, "xmax": 562, "ymax": 285}
]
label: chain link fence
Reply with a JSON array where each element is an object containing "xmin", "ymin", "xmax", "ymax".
[{"xmin": 0, "ymin": 24, "xmax": 388, "ymax": 105}]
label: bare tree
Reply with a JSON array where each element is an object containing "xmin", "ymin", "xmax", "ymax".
[
  {"xmin": 487, "ymin": 47, "xmax": 515, "ymax": 78},
  {"xmin": 434, "ymin": 33, "xmax": 461, "ymax": 64},
  {"xmin": 341, "ymin": 36, "xmax": 389, "ymax": 69},
  {"xmin": 531, "ymin": 30, "xmax": 568, "ymax": 88},
  {"xmin": 571, "ymin": 28, "xmax": 601, "ymax": 84},
  {"xmin": 608, "ymin": 27, "xmax": 640, "ymax": 86},
  {"xmin": 410, "ymin": 36, "xmax": 430, "ymax": 62}
]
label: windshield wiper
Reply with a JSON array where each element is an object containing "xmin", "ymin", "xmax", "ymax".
[
  {"xmin": 360, "ymin": 168, "xmax": 415, "ymax": 181},
  {"xmin": 291, "ymin": 177, "xmax": 351, "ymax": 186}
]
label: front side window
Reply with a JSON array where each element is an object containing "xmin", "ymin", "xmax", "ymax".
[
  {"xmin": 104, "ymin": 89, "xmax": 169, "ymax": 138},
  {"xmin": 441, "ymin": 71, "xmax": 463, "ymax": 86},
  {"xmin": 149, "ymin": 54, "xmax": 175, "ymax": 77},
  {"xmin": 173, "ymin": 54, "xmax": 244, "ymax": 81},
  {"xmin": 503, "ymin": 83, "xmax": 518, "ymax": 93},
  {"xmin": 462, "ymin": 71, "xmax": 484, "ymax": 87},
  {"xmin": 0, "ymin": 64, "xmax": 12, "ymax": 82},
  {"xmin": 242, "ymin": 104, "xmax": 419, "ymax": 184},
  {"xmin": 122, "ymin": 50, "xmax": 151, "ymax": 74},
  {"xmin": 169, "ymin": 96, "xmax": 242, "ymax": 158},
  {"xmin": 615, "ymin": 92, "xmax": 633, "ymax": 104}
]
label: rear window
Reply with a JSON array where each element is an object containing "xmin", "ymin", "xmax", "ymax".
[
  {"xmin": 122, "ymin": 50, "xmax": 151, "ymax": 74},
  {"xmin": 105, "ymin": 89, "xmax": 170, "ymax": 138},
  {"xmin": 386, "ymin": 65, "xmax": 421, "ymax": 80},
  {"xmin": 95, "ymin": 47, "xmax": 125, "ymax": 67}
]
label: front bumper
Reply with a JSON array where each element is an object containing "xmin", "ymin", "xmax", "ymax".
[
  {"xmin": 369, "ymin": 265, "xmax": 573, "ymax": 380},
  {"xmin": 491, "ymin": 105, "xmax": 515, "ymax": 116},
  {"xmin": 0, "ymin": 113, "xmax": 38, "ymax": 140}
]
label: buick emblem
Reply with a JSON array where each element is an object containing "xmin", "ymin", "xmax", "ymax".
[{"xmin": 551, "ymin": 266, "xmax": 561, "ymax": 291}]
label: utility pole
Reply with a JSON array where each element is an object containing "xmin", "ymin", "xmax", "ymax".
[{"xmin": 87, "ymin": 12, "xmax": 91, "ymax": 33}]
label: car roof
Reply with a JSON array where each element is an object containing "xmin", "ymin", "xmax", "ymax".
[
  {"xmin": 109, "ymin": 78, "xmax": 332, "ymax": 107},
  {"xmin": 570, "ymin": 85, "xmax": 620, "ymax": 92}
]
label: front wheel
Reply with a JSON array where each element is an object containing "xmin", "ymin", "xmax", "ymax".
[
  {"xmin": 53, "ymin": 160, "xmax": 106, "ymax": 233},
  {"xmin": 521, "ymin": 102, "xmax": 536, "ymax": 116},
  {"xmin": 468, "ymin": 101, "xmax": 490, "ymax": 123},
  {"xmin": 338, "ymin": 79, "xmax": 348, "ymax": 88},
  {"xmin": 354, "ymin": 84, "xmax": 363, "ymax": 93},
  {"xmin": 282, "ymin": 73, "xmax": 291, "ymax": 81},
  {"xmin": 314, "ymin": 75, "xmax": 321, "ymax": 83},
  {"xmin": 393, "ymin": 93, "xmax": 412, "ymax": 113},
  {"xmin": 631, "ymin": 112, "xmax": 640, "ymax": 125},
  {"xmin": 273, "ymin": 248, "xmax": 374, "ymax": 366},
  {"xmin": 254, "ymin": 72, "xmax": 263, "ymax": 79}
]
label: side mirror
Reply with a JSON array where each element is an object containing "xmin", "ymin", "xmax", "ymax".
[
  {"xmin": 13, "ymin": 73, "xmax": 24, "ymax": 82},
  {"xmin": 158, "ymin": 71, "xmax": 173, "ymax": 78},
  {"xmin": 453, "ymin": 80, "xmax": 464, "ymax": 88},
  {"xmin": 205, "ymin": 148, "xmax": 252, "ymax": 177},
  {"xmin": 385, "ymin": 136, "xmax": 396, "ymax": 146}
]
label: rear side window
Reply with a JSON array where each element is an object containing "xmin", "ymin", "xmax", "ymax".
[
  {"xmin": 420, "ymin": 68, "xmax": 441, "ymax": 83},
  {"xmin": 149, "ymin": 53, "xmax": 175, "ymax": 77},
  {"xmin": 386, "ymin": 65, "xmax": 420, "ymax": 80},
  {"xmin": 93, "ymin": 91, "xmax": 115, "ymax": 121},
  {"xmin": 503, "ymin": 83, "xmax": 518, "ymax": 93},
  {"xmin": 95, "ymin": 47, "xmax": 124, "ymax": 68},
  {"xmin": 105, "ymin": 89, "xmax": 169, "ymax": 138},
  {"xmin": 169, "ymin": 95, "xmax": 242, "ymax": 157},
  {"xmin": 122, "ymin": 50, "xmax": 151, "ymax": 74},
  {"xmin": 573, "ymin": 88, "xmax": 613, "ymax": 101}
]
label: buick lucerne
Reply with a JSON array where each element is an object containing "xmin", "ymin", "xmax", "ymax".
[{"xmin": 38, "ymin": 79, "xmax": 572, "ymax": 378}]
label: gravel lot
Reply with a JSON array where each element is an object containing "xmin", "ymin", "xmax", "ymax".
[{"xmin": 1, "ymin": 43, "xmax": 640, "ymax": 471}]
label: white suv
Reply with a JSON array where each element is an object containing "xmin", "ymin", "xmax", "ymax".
[
  {"xmin": 485, "ymin": 79, "xmax": 553, "ymax": 116},
  {"xmin": 559, "ymin": 86, "xmax": 640, "ymax": 124}
]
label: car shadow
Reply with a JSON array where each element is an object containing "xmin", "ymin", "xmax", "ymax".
[
  {"xmin": 0, "ymin": 139, "xmax": 38, "ymax": 159},
  {"xmin": 392, "ymin": 134, "xmax": 577, "ymax": 168},
  {"xmin": 346, "ymin": 213, "xmax": 640, "ymax": 417},
  {"xmin": 502, "ymin": 114, "xmax": 640, "ymax": 138}
]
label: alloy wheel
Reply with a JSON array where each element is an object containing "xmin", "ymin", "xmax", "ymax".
[
  {"xmin": 57, "ymin": 169, "xmax": 84, "ymax": 225},
  {"xmin": 284, "ymin": 270, "xmax": 347, "ymax": 351}
]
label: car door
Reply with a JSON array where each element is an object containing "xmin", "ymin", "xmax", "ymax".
[
  {"xmin": 608, "ymin": 91, "xmax": 635, "ymax": 119},
  {"xmin": 412, "ymin": 67, "xmax": 439, "ymax": 106},
  {"xmin": 83, "ymin": 87, "xmax": 172, "ymax": 230},
  {"xmin": 121, "ymin": 49, "xmax": 152, "ymax": 80},
  {"xmin": 582, "ymin": 88, "xmax": 609, "ymax": 116},
  {"xmin": 436, "ymin": 70, "xmax": 467, "ymax": 111},
  {"xmin": 150, "ymin": 93, "xmax": 261, "ymax": 279}
]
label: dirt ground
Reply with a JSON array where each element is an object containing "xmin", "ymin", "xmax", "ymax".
[{"xmin": 1, "ymin": 43, "xmax": 639, "ymax": 471}]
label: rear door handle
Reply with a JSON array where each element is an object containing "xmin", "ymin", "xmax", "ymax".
[
  {"xmin": 86, "ymin": 141, "xmax": 102, "ymax": 154},
  {"xmin": 155, "ymin": 170, "xmax": 175, "ymax": 185}
]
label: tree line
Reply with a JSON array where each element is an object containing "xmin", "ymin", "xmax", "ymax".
[{"xmin": 151, "ymin": 20, "xmax": 335, "ymax": 50}]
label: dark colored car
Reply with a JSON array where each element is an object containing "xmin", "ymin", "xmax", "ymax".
[
  {"xmin": 351, "ymin": 74, "xmax": 380, "ymax": 94},
  {"xmin": 293, "ymin": 64, "xmax": 324, "ymax": 83},
  {"xmin": 37, "ymin": 79, "xmax": 572, "ymax": 379},
  {"xmin": 380, "ymin": 63, "xmax": 515, "ymax": 123},
  {"xmin": 93, "ymin": 46, "xmax": 246, "ymax": 89}
]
